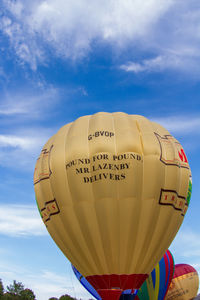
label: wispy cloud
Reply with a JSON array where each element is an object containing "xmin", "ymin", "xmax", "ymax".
[
  {"xmin": 120, "ymin": 55, "xmax": 183, "ymax": 73},
  {"xmin": 0, "ymin": 204, "xmax": 47, "ymax": 237},
  {"xmin": 1, "ymin": 0, "xmax": 200, "ymax": 74},
  {"xmin": 0, "ymin": 129, "xmax": 53, "ymax": 170},
  {"xmin": 0, "ymin": 0, "xmax": 175, "ymax": 67},
  {"xmin": 0, "ymin": 86, "xmax": 59, "ymax": 118},
  {"xmin": 0, "ymin": 85, "xmax": 61, "ymax": 171},
  {"xmin": 151, "ymin": 116, "xmax": 200, "ymax": 135},
  {"xmin": 0, "ymin": 135, "xmax": 41, "ymax": 150}
]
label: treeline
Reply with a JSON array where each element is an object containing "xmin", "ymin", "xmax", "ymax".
[{"xmin": 0, "ymin": 279, "xmax": 77, "ymax": 300}]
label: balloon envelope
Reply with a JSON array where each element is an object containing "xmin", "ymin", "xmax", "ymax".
[
  {"xmin": 34, "ymin": 112, "xmax": 192, "ymax": 300},
  {"xmin": 165, "ymin": 264, "xmax": 199, "ymax": 300}
]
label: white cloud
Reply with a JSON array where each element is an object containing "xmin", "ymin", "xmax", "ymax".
[
  {"xmin": 1, "ymin": 0, "xmax": 176, "ymax": 67},
  {"xmin": 0, "ymin": 129, "xmax": 53, "ymax": 170},
  {"xmin": 0, "ymin": 204, "xmax": 47, "ymax": 237},
  {"xmin": 0, "ymin": 106, "xmax": 28, "ymax": 115},
  {"xmin": 151, "ymin": 116, "xmax": 200, "ymax": 135},
  {"xmin": 120, "ymin": 55, "xmax": 183, "ymax": 73},
  {"xmin": 0, "ymin": 86, "xmax": 59, "ymax": 117},
  {"xmin": 0, "ymin": 86, "xmax": 61, "ymax": 171},
  {"xmin": 0, "ymin": 135, "xmax": 41, "ymax": 150},
  {"xmin": 1, "ymin": 0, "xmax": 200, "ymax": 74}
]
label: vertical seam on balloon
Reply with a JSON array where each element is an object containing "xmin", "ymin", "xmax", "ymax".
[
  {"xmin": 121, "ymin": 115, "xmax": 140, "ymax": 283},
  {"xmin": 133, "ymin": 119, "xmax": 148, "ymax": 273},
  {"xmin": 40, "ymin": 136, "xmax": 79, "ymax": 277},
  {"xmin": 87, "ymin": 114, "xmax": 106, "ymax": 276},
  {"xmin": 138, "ymin": 122, "xmax": 166, "ymax": 275},
  {"xmin": 112, "ymin": 113, "xmax": 121, "ymax": 289},
  {"xmin": 61, "ymin": 125, "xmax": 87, "ymax": 272},
  {"xmin": 63, "ymin": 122, "xmax": 94, "ymax": 275},
  {"xmin": 57, "ymin": 126, "xmax": 88, "ymax": 274},
  {"xmin": 87, "ymin": 114, "xmax": 110, "ymax": 288}
]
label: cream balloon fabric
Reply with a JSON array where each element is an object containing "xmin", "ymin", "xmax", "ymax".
[{"xmin": 34, "ymin": 113, "xmax": 191, "ymax": 283}]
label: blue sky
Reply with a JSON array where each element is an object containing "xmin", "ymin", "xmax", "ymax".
[{"xmin": 0, "ymin": 0, "xmax": 200, "ymax": 299}]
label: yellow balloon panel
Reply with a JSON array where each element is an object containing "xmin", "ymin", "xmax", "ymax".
[{"xmin": 34, "ymin": 112, "xmax": 191, "ymax": 277}]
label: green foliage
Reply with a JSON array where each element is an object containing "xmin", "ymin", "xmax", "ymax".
[
  {"xmin": 6, "ymin": 280, "xmax": 24, "ymax": 296},
  {"xmin": 20, "ymin": 288, "xmax": 36, "ymax": 300},
  {"xmin": 49, "ymin": 298, "xmax": 59, "ymax": 300},
  {"xmin": 2, "ymin": 292, "xmax": 21, "ymax": 299},
  {"xmin": 59, "ymin": 295, "xmax": 75, "ymax": 300}
]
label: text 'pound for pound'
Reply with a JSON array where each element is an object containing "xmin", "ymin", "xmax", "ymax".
[{"xmin": 66, "ymin": 152, "xmax": 143, "ymax": 170}]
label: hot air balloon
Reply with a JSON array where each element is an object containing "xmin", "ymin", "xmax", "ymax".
[
  {"xmin": 72, "ymin": 250, "xmax": 174, "ymax": 300},
  {"xmin": 165, "ymin": 264, "xmax": 199, "ymax": 300},
  {"xmin": 34, "ymin": 112, "xmax": 192, "ymax": 300}
]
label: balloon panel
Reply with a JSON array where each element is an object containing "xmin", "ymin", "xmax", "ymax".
[{"xmin": 34, "ymin": 112, "xmax": 191, "ymax": 291}]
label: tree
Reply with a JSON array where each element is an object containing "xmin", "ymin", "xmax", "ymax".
[
  {"xmin": 2, "ymin": 292, "xmax": 19, "ymax": 300},
  {"xmin": 59, "ymin": 295, "xmax": 76, "ymax": 300},
  {"xmin": 20, "ymin": 288, "xmax": 36, "ymax": 300},
  {"xmin": 4, "ymin": 280, "xmax": 36, "ymax": 299},
  {"xmin": 49, "ymin": 298, "xmax": 58, "ymax": 300},
  {"xmin": 6, "ymin": 280, "xmax": 24, "ymax": 296}
]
